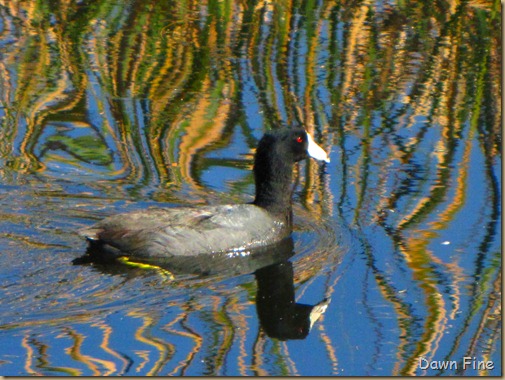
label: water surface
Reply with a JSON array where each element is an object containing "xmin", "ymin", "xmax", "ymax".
[{"xmin": 0, "ymin": 0, "xmax": 501, "ymax": 376}]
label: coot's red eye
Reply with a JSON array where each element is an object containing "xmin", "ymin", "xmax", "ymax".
[{"xmin": 296, "ymin": 136, "xmax": 303, "ymax": 143}]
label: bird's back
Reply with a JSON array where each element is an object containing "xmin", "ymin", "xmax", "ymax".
[{"xmin": 79, "ymin": 204, "xmax": 288, "ymax": 259}]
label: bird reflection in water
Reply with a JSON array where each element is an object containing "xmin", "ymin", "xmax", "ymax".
[
  {"xmin": 74, "ymin": 236, "xmax": 329, "ymax": 340},
  {"xmin": 255, "ymin": 260, "xmax": 330, "ymax": 341}
]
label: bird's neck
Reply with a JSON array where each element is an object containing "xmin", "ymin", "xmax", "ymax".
[{"xmin": 253, "ymin": 158, "xmax": 295, "ymax": 224}]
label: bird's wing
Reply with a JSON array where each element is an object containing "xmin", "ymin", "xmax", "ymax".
[{"xmin": 79, "ymin": 204, "xmax": 286, "ymax": 258}]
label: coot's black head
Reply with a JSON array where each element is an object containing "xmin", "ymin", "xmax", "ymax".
[
  {"xmin": 253, "ymin": 128, "xmax": 329, "ymax": 212},
  {"xmin": 255, "ymin": 128, "xmax": 330, "ymax": 165}
]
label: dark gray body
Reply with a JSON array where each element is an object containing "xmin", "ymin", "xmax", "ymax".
[{"xmin": 79, "ymin": 204, "xmax": 289, "ymax": 259}]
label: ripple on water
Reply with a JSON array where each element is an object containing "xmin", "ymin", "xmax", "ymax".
[{"xmin": 290, "ymin": 204, "xmax": 349, "ymax": 275}]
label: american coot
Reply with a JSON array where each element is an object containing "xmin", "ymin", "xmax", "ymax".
[{"xmin": 79, "ymin": 128, "xmax": 330, "ymax": 261}]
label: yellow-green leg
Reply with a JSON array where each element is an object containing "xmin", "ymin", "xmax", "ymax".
[{"xmin": 117, "ymin": 256, "xmax": 175, "ymax": 281}]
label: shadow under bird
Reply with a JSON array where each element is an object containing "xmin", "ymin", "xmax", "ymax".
[{"xmin": 78, "ymin": 128, "xmax": 330, "ymax": 268}]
